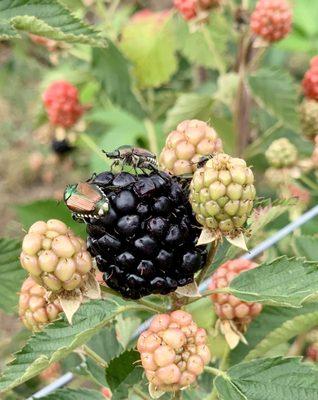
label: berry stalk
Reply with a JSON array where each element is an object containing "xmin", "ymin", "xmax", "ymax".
[{"xmin": 196, "ymin": 240, "xmax": 219, "ymax": 286}]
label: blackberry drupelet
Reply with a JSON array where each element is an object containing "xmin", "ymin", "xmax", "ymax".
[{"xmin": 86, "ymin": 171, "xmax": 207, "ymax": 299}]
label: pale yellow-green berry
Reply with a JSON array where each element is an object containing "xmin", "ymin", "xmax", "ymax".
[
  {"xmin": 300, "ymin": 99, "xmax": 318, "ymax": 139},
  {"xmin": 189, "ymin": 153, "xmax": 255, "ymax": 236},
  {"xmin": 265, "ymin": 138, "xmax": 298, "ymax": 168},
  {"xmin": 20, "ymin": 219, "xmax": 93, "ymax": 292}
]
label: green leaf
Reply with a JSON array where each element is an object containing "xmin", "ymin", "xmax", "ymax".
[
  {"xmin": 0, "ymin": 298, "xmax": 136, "ymax": 393},
  {"xmin": 116, "ymin": 316, "xmax": 141, "ymax": 349},
  {"xmin": 88, "ymin": 326, "xmax": 124, "ymax": 364},
  {"xmin": 215, "ymin": 357, "xmax": 318, "ymax": 400},
  {"xmin": 15, "ymin": 199, "xmax": 86, "ymax": 238},
  {"xmin": 0, "ymin": 238, "xmax": 26, "ymax": 314},
  {"xmin": 231, "ymin": 304, "xmax": 318, "ymax": 365},
  {"xmin": 164, "ymin": 93, "xmax": 213, "ymax": 133},
  {"xmin": 92, "ymin": 45, "xmax": 144, "ymax": 118},
  {"xmin": 41, "ymin": 388, "xmax": 105, "ymax": 400},
  {"xmin": 120, "ymin": 14, "xmax": 177, "ymax": 88},
  {"xmin": 0, "ymin": 0, "xmax": 105, "ymax": 46},
  {"xmin": 293, "ymin": 236, "xmax": 318, "ymax": 261},
  {"xmin": 176, "ymin": 15, "xmax": 230, "ymax": 73},
  {"xmin": 289, "ymin": 0, "xmax": 318, "ymax": 37},
  {"xmin": 209, "ymin": 115, "xmax": 235, "ymax": 155},
  {"xmin": 105, "ymin": 350, "xmax": 142, "ymax": 400},
  {"xmin": 229, "ymin": 256, "xmax": 318, "ymax": 307},
  {"xmin": 248, "ymin": 69, "xmax": 299, "ymax": 131}
]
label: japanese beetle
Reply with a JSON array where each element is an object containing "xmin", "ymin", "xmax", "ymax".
[
  {"xmin": 64, "ymin": 182, "xmax": 109, "ymax": 222},
  {"xmin": 104, "ymin": 145, "xmax": 158, "ymax": 172}
]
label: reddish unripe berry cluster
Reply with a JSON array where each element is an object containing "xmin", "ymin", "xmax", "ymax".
[
  {"xmin": 43, "ymin": 81, "xmax": 84, "ymax": 128},
  {"xmin": 173, "ymin": 0, "xmax": 221, "ymax": 21},
  {"xmin": 137, "ymin": 311, "xmax": 210, "ymax": 392},
  {"xmin": 302, "ymin": 57, "xmax": 318, "ymax": 101},
  {"xmin": 250, "ymin": 0, "xmax": 292, "ymax": 42},
  {"xmin": 209, "ymin": 259, "xmax": 262, "ymax": 325},
  {"xmin": 174, "ymin": 0, "xmax": 197, "ymax": 20}
]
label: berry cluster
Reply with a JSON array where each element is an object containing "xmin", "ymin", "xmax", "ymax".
[
  {"xmin": 209, "ymin": 259, "xmax": 262, "ymax": 326},
  {"xmin": 250, "ymin": 0, "xmax": 292, "ymax": 43},
  {"xmin": 302, "ymin": 56, "xmax": 318, "ymax": 101},
  {"xmin": 189, "ymin": 153, "xmax": 255, "ymax": 236},
  {"xmin": 300, "ymin": 100, "xmax": 318, "ymax": 139},
  {"xmin": 137, "ymin": 311, "xmax": 211, "ymax": 392},
  {"xmin": 19, "ymin": 276, "xmax": 62, "ymax": 331},
  {"xmin": 173, "ymin": 0, "xmax": 221, "ymax": 21},
  {"xmin": 159, "ymin": 119, "xmax": 223, "ymax": 176},
  {"xmin": 20, "ymin": 219, "xmax": 93, "ymax": 292},
  {"xmin": 265, "ymin": 138, "xmax": 298, "ymax": 168},
  {"xmin": 86, "ymin": 171, "xmax": 207, "ymax": 299},
  {"xmin": 43, "ymin": 81, "xmax": 84, "ymax": 128}
]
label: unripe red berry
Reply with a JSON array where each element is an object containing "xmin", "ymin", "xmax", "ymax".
[
  {"xmin": 174, "ymin": 0, "xmax": 197, "ymax": 20},
  {"xmin": 19, "ymin": 277, "xmax": 62, "ymax": 331},
  {"xmin": 250, "ymin": 0, "xmax": 292, "ymax": 43},
  {"xmin": 302, "ymin": 58, "xmax": 318, "ymax": 101},
  {"xmin": 43, "ymin": 81, "xmax": 84, "ymax": 128},
  {"xmin": 209, "ymin": 259, "xmax": 262, "ymax": 326},
  {"xmin": 137, "ymin": 311, "xmax": 210, "ymax": 393},
  {"xmin": 174, "ymin": 0, "xmax": 222, "ymax": 20}
]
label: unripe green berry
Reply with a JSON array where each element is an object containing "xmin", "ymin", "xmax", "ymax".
[
  {"xmin": 265, "ymin": 138, "xmax": 298, "ymax": 168},
  {"xmin": 300, "ymin": 99, "xmax": 318, "ymax": 139},
  {"xmin": 189, "ymin": 153, "xmax": 256, "ymax": 237}
]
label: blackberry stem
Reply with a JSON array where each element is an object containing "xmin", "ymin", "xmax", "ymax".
[
  {"xmin": 82, "ymin": 345, "xmax": 107, "ymax": 369},
  {"xmin": 144, "ymin": 118, "xmax": 159, "ymax": 156},
  {"xmin": 196, "ymin": 240, "xmax": 219, "ymax": 286},
  {"xmin": 204, "ymin": 366, "xmax": 223, "ymax": 376},
  {"xmin": 136, "ymin": 298, "xmax": 167, "ymax": 314}
]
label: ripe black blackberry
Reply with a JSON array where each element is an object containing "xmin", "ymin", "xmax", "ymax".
[
  {"xmin": 51, "ymin": 139, "xmax": 74, "ymax": 155},
  {"xmin": 86, "ymin": 171, "xmax": 207, "ymax": 299}
]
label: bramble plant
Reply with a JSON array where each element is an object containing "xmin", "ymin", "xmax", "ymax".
[{"xmin": 2, "ymin": 1, "xmax": 318, "ymax": 400}]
